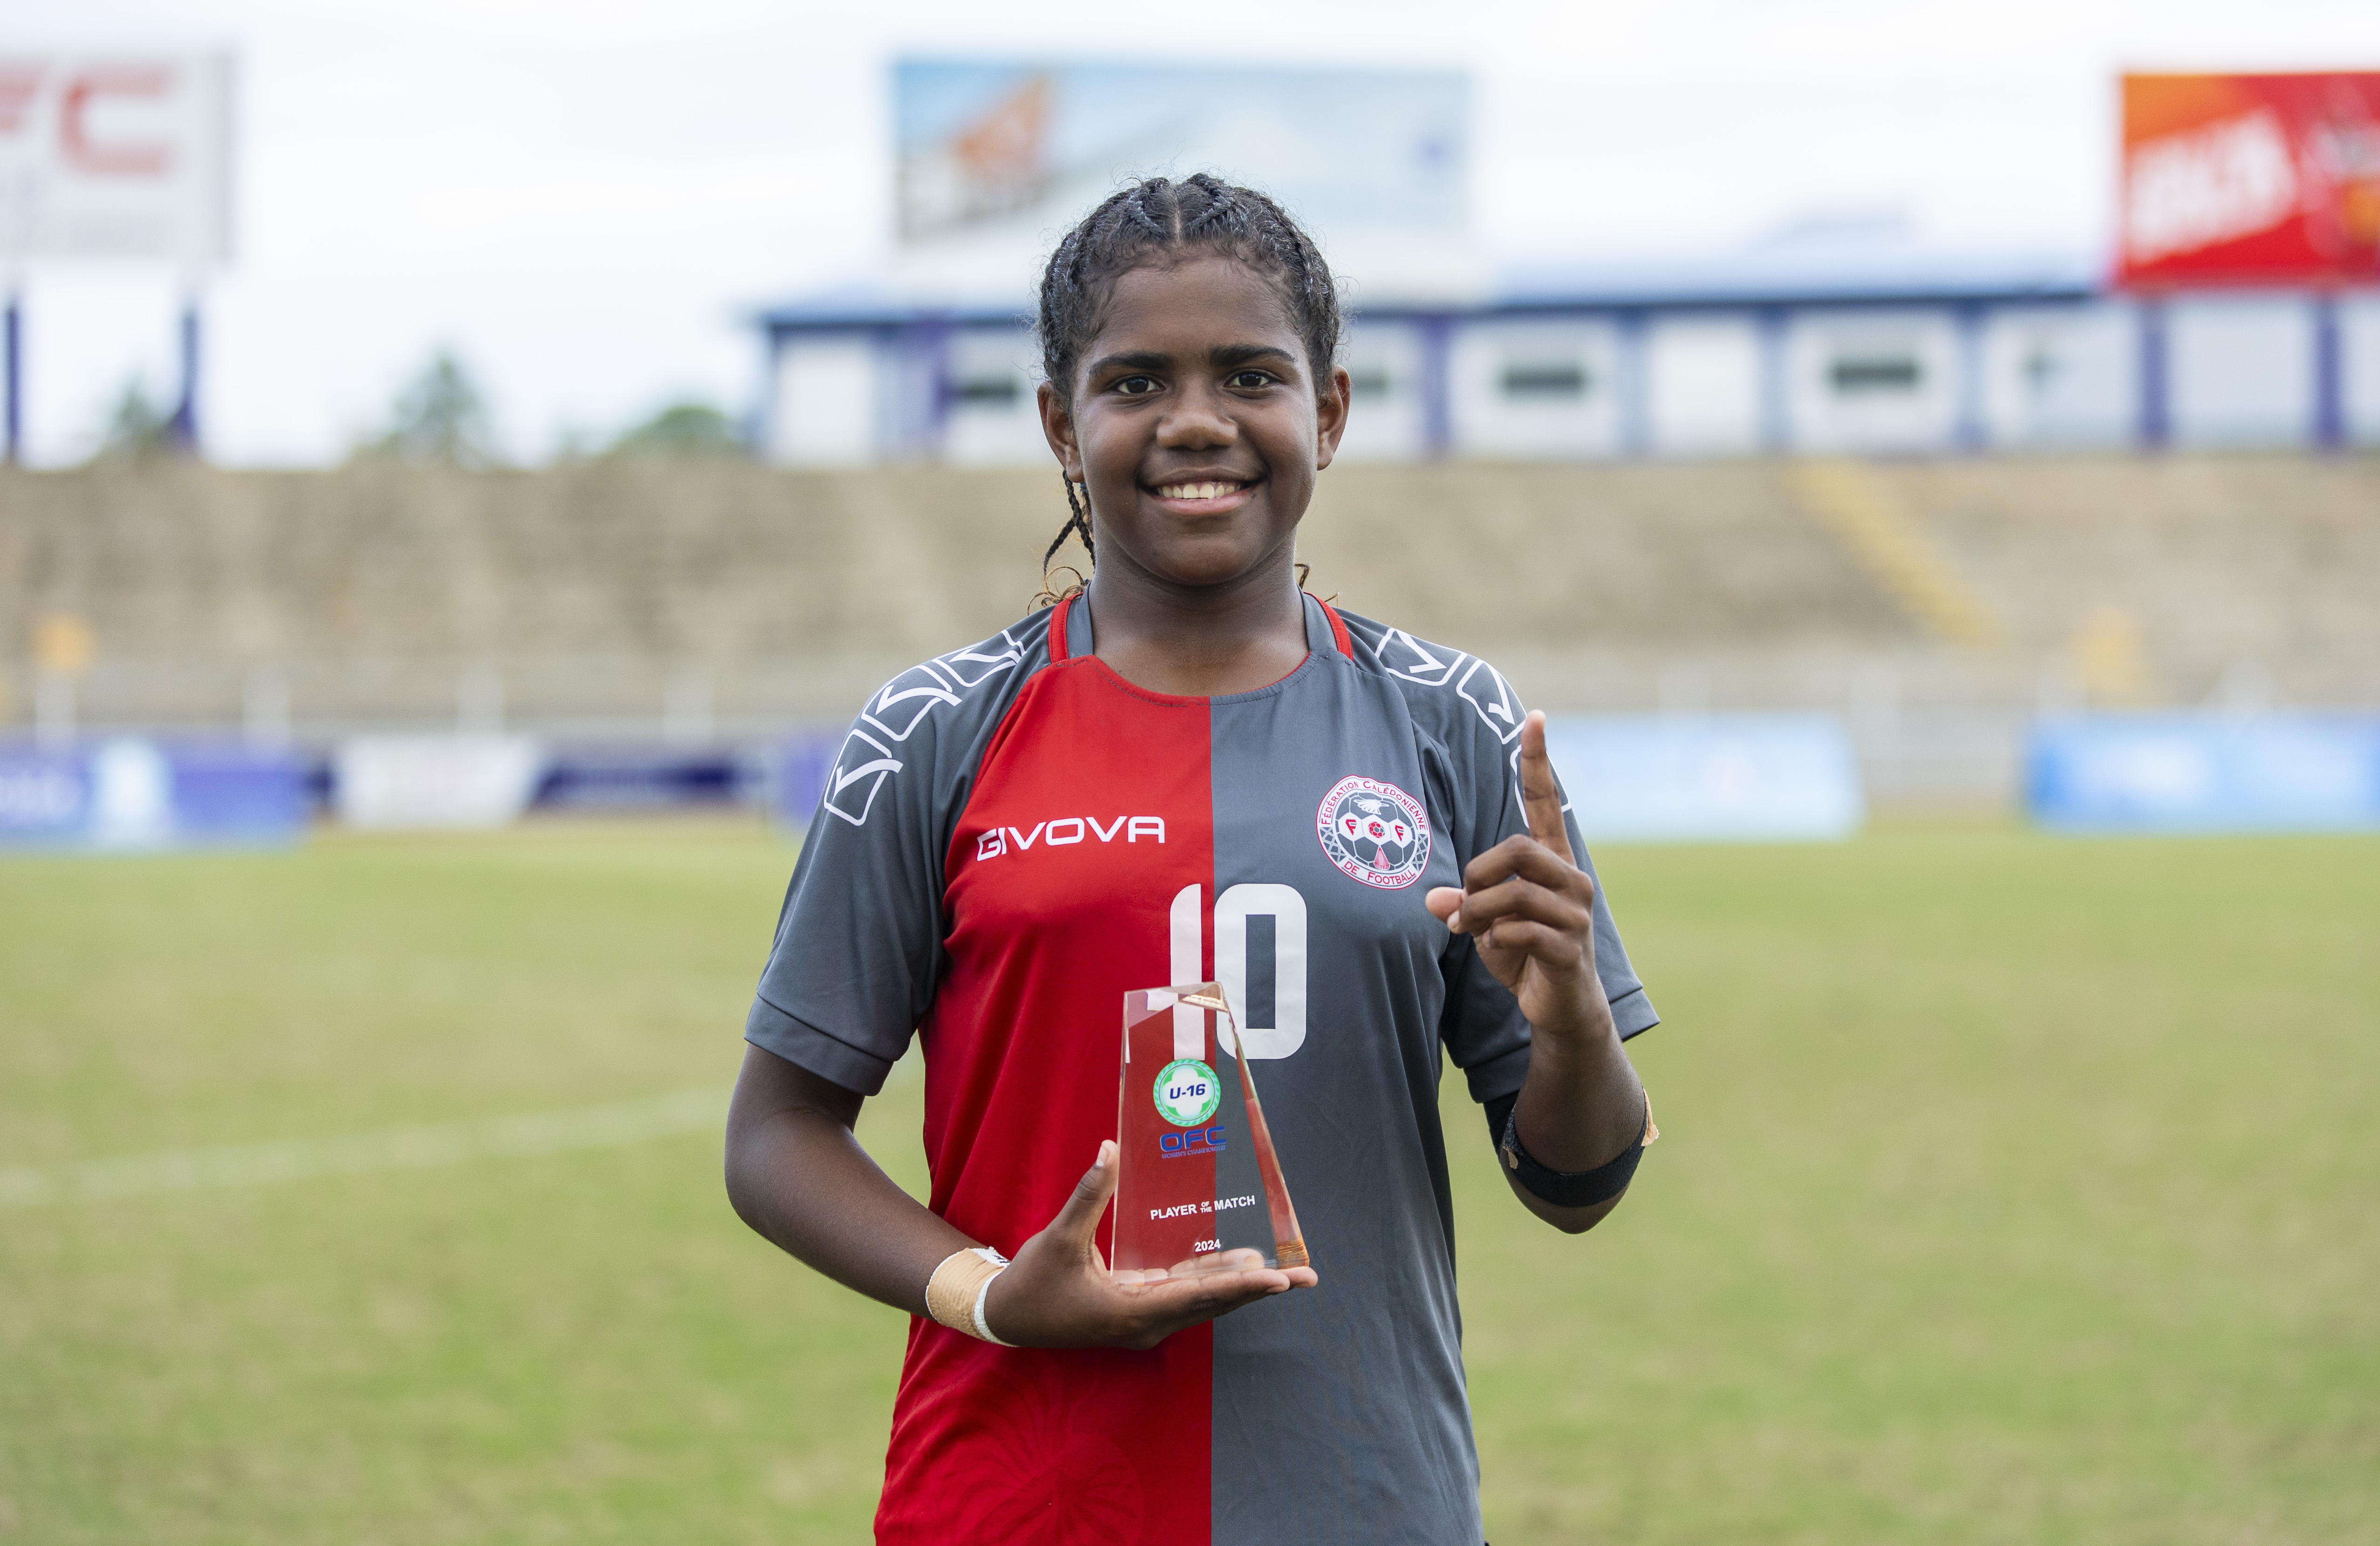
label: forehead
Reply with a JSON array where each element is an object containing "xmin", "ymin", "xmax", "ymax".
[{"xmin": 1091, "ymin": 254, "xmax": 1301, "ymax": 360}]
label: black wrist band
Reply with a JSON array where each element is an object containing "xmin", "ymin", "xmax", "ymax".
[{"xmin": 1499, "ymin": 1099, "xmax": 1649, "ymax": 1208}]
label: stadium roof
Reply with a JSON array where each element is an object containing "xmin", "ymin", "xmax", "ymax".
[
  {"xmin": 1482, "ymin": 216, "xmax": 2101, "ymax": 313},
  {"xmin": 757, "ymin": 222, "xmax": 2104, "ymax": 333}
]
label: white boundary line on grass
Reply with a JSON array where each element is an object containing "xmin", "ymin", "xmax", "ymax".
[{"xmin": 0, "ymin": 1087, "xmax": 729, "ymax": 1208}]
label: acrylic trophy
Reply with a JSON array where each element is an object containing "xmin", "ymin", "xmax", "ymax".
[{"xmin": 1112, "ymin": 983, "xmax": 1306, "ymax": 1277}]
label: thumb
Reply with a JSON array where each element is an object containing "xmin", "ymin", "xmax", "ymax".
[
  {"xmin": 1425, "ymin": 886, "xmax": 1466, "ymax": 930},
  {"xmin": 1046, "ymin": 1140, "xmax": 1118, "ymax": 1243}
]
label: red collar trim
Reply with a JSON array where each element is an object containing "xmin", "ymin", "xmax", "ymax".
[
  {"xmin": 1315, "ymin": 596, "xmax": 1354, "ymax": 658},
  {"xmin": 1049, "ymin": 594, "xmax": 1075, "ymax": 662}
]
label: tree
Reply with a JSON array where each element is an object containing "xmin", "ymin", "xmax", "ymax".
[
  {"xmin": 606, "ymin": 401, "xmax": 745, "ymax": 459},
  {"xmin": 91, "ymin": 381, "xmax": 179, "ymax": 462},
  {"xmin": 360, "ymin": 351, "xmax": 497, "ymax": 466}
]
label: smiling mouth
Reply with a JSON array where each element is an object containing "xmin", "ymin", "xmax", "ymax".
[{"xmin": 1152, "ymin": 479, "xmax": 1252, "ymax": 502}]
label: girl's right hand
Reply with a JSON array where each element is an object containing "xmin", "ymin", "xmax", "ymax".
[{"xmin": 982, "ymin": 1141, "xmax": 1318, "ymax": 1349}]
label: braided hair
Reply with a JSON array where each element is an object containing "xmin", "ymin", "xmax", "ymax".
[{"xmin": 1032, "ymin": 174, "xmax": 1343, "ymax": 604}]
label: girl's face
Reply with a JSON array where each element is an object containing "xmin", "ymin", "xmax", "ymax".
[{"xmin": 1039, "ymin": 254, "xmax": 1350, "ymax": 595}]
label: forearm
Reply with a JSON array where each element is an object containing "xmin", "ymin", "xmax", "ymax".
[
  {"xmin": 1506, "ymin": 999, "xmax": 1646, "ymax": 1232},
  {"xmin": 1511, "ymin": 1003, "xmax": 1643, "ymax": 1171},
  {"xmin": 724, "ymin": 1047, "xmax": 971, "ymax": 1316}
]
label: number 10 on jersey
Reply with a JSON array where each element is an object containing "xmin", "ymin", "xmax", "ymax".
[{"xmin": 1113, "ymin": 983, "xmax": 1306, "ymax": 1277}]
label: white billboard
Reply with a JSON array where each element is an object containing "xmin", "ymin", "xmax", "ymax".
[
  {"xmin": 893, "ymin": 60, "xmax": 1476, "ymax": 305},
  {"xmin": 334, "ymin": 737, "xmax": 546, "ymax": 830},
  {"xmin": 0, "ymin": 54, "xmax": 233, "ymax": 267}
]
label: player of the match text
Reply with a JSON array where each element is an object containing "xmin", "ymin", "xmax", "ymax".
[{"xmin": 1148, "ymin": 1195, "xmax": 1259, "ymax": 1221}]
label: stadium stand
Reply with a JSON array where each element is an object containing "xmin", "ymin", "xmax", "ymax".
[{"xmin": 2, "ymin": 456, "xmax": 2374, "ymax": 804}]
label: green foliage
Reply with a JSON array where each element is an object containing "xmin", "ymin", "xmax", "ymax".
[
  {"xmin": 359, "ymin": 351, "xmax": 497, "ymax": 466},
  {"xmin": 607, "ymin": 401, "xmax": 745, "ymax": 459},
  {"xmin": 0, "ymin": 824, "xmax": 2373, "ymax": 1543},
  {"xmin": 90, "ymin": 380, "xmax": 181, "ymax": 463}
]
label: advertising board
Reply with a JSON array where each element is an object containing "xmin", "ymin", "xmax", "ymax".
[
  {"xmin": 2117, "ymin": 72, "xmax": 2380, "ymax": 288},
  {"xmin": 333, "ymin": 736, "xmax": 543, "ymax": 830},
  {"xmin": 771, "ymin": 729, "xmax": 852, "ymax": 832},
  {"xmin": 1542, "ymin": 715, "xmax": 1865, "ymax": 843},
  {"xmin": 893, "ymin": 60, "xmax": 1473, "ymax": 302},
  {"xmin": 0, "ymin": 53, "xmax": 233, "ymax": 266},
  {"xmin": 0, "ymin": 739, "xmax": 304, "ymax": 849},
  {"xmin": 2027, "ymin": 714, "xmax": 2380, "ymax": 832}
]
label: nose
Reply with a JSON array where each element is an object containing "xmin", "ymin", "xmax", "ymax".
[{"xmin": 1154, "ymin": 379, "xmax": 1239, "ymax": 450}]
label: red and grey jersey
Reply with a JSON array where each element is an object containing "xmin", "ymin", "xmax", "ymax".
[{"xmin": 747, "ymin": 593, "xmax": 1657, "ymax": 1546}]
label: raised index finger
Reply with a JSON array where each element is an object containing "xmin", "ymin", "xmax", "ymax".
[{"xmin": 1517, "ymin": 711, "xmax": 1574, "ymax": 864}]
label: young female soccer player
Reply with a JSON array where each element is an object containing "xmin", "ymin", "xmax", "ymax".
[{"xmin": 725, "ymin": 174, "xmax": 1659, "ymax": 1546}]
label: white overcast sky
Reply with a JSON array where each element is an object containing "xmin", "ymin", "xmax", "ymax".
[{"xmin": 4, "ymin": 0, "xmax": 2377, "ymax": 466}]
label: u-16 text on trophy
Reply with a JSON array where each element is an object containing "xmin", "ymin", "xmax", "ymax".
[{"xmin": 1112, "ymin": 983, "xmax": 1306, "ymax": 1276}]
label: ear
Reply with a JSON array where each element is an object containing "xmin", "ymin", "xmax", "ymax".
[
  {"xmin": 1038, "ymin": 381, "xmax": 1084, "ymax": 481},
  {"xmin": 1313, "ymin": 365, "xmax": 1352, "ymax": 471}
]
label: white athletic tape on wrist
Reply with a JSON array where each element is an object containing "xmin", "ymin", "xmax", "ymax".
[
  {"xmin": 971, "ymin": 1270, "xmax": 1003, "ymax": 1344},
  {"xmin": 925, "ymin": 1246, "xmax": 1012, "ymax": 1346}
]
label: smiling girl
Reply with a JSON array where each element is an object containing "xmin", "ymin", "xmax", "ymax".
[{"xmin": 725, "ymin": 175, "xmax": 1660, "ymax": 1546}]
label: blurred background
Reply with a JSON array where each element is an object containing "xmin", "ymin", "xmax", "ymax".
[{"xmin": 2, "ymin": 1, "xmax": 2375, "ymax": 1542}]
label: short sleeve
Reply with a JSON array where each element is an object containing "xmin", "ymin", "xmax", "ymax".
[
  {"xmin": 1436, "ymin": 693, "xmax": 1658, "ymax": 1108},
  {"xmin": 744, "ymin": 705, "xmax": 955, "ymax": 1097}
]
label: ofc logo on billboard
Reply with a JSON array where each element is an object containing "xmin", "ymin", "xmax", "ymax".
[
  {"xmin": 2117, "ymin": 72, "xmax": 2380, "ymax": 287},
  {"xmin": 0, "ymin": 53, "xmax": 232, "ymax": 264}
]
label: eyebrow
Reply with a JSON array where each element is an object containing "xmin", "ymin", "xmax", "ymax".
[
  {"xmin": 1086, "ymin": 343, "xmax": 1300, "ymax": 376},
  {"xmin": 1087, "ymin": 350, "xmax": 1173, "ymax": 376},
  {"xmin": 1210, "ymin": 344, "xmax": 1297, "ymax": 369}
]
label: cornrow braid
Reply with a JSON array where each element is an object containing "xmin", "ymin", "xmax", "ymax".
[{"xmin": 1031, "ymin": 173, "xmax": 1343, "ymax": 607}]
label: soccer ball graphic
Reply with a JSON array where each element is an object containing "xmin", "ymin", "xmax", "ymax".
[{"xmin": 1316, "ymin": 777, "xmax": 1430, "ymax": 889}]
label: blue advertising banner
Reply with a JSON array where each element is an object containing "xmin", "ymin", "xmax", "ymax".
[
  {"xmin": 0, "ymin": 740, "xmax": 307, "ymax": 850},
  {"xmin": 2027, "ymin": 714, "xmax": 2380, "ymax": 833},
  {"xmin": 532, "ymin": 748, "xmax": 756, "ymax": 812},
  {"xmin": 1542, "ymin": 715, "xmax": 1865, "ymax": 843},
  {"xmin": 772, "ymin": 729, "xmax": 852, "ymax": 832}
]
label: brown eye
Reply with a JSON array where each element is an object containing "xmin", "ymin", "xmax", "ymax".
[
  {"xmin": 1228, "ymin": 370, "xmax": 1273, "ymax": 390},
  {"xmin": 1114, "ymin": 376, "xmax": 1159, "ymax": 396}
]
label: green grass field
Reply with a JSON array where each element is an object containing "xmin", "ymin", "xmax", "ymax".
[{"xmin": 2, "ymin": 820, "xmax": 2374, "ymax": 1544}]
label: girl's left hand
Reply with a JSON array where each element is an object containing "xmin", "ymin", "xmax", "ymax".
[
  {"xmin": 1424, "ymin": 711, "xmax": 1614, "ymax": 1046},
  {"xmin": 985, "ymin": 1141, "xmax": 1317, "ymax": 1349}
]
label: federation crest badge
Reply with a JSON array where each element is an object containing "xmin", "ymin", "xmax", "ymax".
[{"xmin": 1316, "ymin": 775, "xmax": 1431, "ymax": 889}]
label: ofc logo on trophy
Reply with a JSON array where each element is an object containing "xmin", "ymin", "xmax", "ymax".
[{"xmin": 1316, "ymin": 775, "xmax": 1431, "ymax": 889}]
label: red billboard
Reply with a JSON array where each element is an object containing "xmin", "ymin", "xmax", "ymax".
[{"xmin": 2117, "ymin": 72, "xmax": 2380, "ymax": 289}]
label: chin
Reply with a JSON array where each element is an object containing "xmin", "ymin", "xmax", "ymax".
[{"xmin": 1153, "ymin": 559, "xmax": 1263, "ymax": 590}]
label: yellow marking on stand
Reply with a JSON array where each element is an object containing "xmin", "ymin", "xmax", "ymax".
[
  {"xmin": 1789, "ymin": 460, "xmax": 2001, "ymax": 647},
  {"xmin": 2071, "ymin": 605, "xmax": 2155, "ymax": 705}
]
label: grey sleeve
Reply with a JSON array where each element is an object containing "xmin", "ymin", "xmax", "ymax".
[
  {"xmin": 744, "ymin": 698, "xmax": 955, "ymax": 1097},
  {"xmin": 1438, "ymin": 691, "xmax": 1659, "ymax": 1107}
]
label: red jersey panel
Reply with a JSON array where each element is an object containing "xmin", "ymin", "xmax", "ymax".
[{"xmin": 889, "ymin": 647, "xmax": 1218, "ymax": 1546}]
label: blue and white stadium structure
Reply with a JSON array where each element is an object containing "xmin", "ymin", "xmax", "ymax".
[{"xmin": 754, "ymin": 225, "xmax": 2380, "ymax": 466}]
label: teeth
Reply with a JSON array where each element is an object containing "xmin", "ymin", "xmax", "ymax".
[{"xmin": 1160, "ymin": 482, "xmax": 1238, "ymax": 500}]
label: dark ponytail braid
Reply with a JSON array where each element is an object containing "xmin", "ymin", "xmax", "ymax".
[
  {"xmin": 1031, "ymin": 478, "xmax": 1097, "ymax": 608},
  {"xmin": 1031, "ymin": 173, "xmax": 1342, "ymax": 606}
]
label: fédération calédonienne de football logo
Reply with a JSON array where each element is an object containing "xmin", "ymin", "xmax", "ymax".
[{"xmin": 1315, "ymin": 775, "xmax": 1431, "ymax": 889}]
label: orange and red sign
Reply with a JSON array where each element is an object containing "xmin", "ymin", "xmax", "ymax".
[{"xmin": 2118, "ymin": 72, "xmax": 2380, "ymax": 289}]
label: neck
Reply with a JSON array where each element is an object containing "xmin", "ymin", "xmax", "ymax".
[{"xmin": 1081, "ymin": 550, "xmax": 1309, "ymax": 698}]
